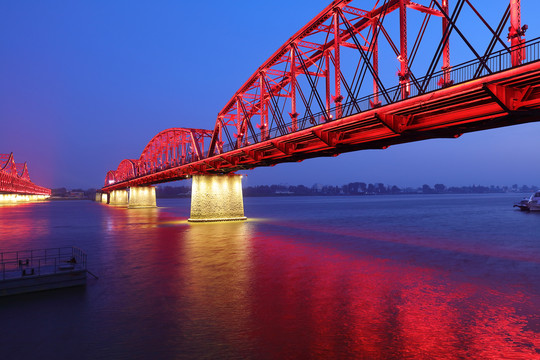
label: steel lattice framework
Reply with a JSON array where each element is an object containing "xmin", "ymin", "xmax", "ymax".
[
  {"xmin": 105, "ymin": 128, "xmax": 213, "ymax": 186},
  {"xmin": 0, "ymin": 153, "xmax": 51, "ymax": 195},
  {"xmin": 103, "ymin": 0, "xmax": 540, "ymax": 192}
]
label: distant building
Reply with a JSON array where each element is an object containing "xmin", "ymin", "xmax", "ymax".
[{"xmin": 68, "ymin": 191, "xmax": 85, "ymax": 199}]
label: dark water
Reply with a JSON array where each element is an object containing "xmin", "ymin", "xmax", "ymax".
[{"xmin": 0, "ymin": 194, "xmax": 539, "ymax": 359}]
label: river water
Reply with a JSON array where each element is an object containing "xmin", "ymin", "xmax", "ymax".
[{"xmin": 0, "ymin": 194, "xmax": 539, "ymax": 359}]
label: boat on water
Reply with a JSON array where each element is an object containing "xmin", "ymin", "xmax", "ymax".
[
  {"xmin": 0, "ymin": 246, "xmax": 88, "ymax": 296},
  {"xmin": 514, "ymin": 191, "xmax": 540, "ymax": 211}
]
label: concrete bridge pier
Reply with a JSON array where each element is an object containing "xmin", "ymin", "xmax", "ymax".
[
  {"xmin": 0, "ymin": 194, "xmax": 17, "ymax": 203},
  {"xmin": 0, "ymin": 194, "xmax": 49, "ymax": 203},
  {"xmin": 188, "ymin": 174, "xmax": 246, "ymax": 222},
  {"xmin": 95, "ymin": 192, "xmax": 102, "ymax": 202},
  {"xmin": 109, "ymin": 189, "xmax": 129, "ymax": 206},
  {"xmin": 101, "ymin": 192, "xmax": 109, "ymax": 204},
  {"xmin": 128, "ymin": 186, "xmax": 156, "ymax": 208}
]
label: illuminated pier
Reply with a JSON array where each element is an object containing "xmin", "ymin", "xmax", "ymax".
[
  {"xmin": 0, "ymin": 194, "xmax": 49, "ymax": 204},
  {"xmin": 128, "ymin": 186, "xmax": 157, "ymax": 209},
  {"xmin": 189, "ymin": 174, "xmax": 246, "ymax": 222},
  {"xmin": 109, "ymin": 189, "xmax": 129, "ymax": 206}
]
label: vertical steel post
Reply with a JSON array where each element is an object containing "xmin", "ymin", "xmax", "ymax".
[
  {"xmin": 399, "ymin": 0, "xmax": 410, "ymax": 99},
  {"xmin": 166, "ymin": 134, "xmax": 170, "ymax": 165},
  {"xmin": 510, "ymin": 0, "xmax": 523, "ymax": 66},
  {"xmin": 219, "ymin": 121, "xmax": 223, "ymax": 153},
  {"xmin": 172, "ymin": 136, "xmax": 176, "ymax": 165},
  {"xmin": 181, "ymin": 132, "xmax": 186, "ymax": 163},
  {"xmin": 325, "ymin": 51, "xmax": 331, "ymax": 112},
  {"xmin": 259, "ymin": 72, "xmax": 268, "ymax": 139},
  {"xmin": 333, "ymin": 10, "xmax": 342, "ymax": 119},
  {"xmin": 173, "ymin": 135, "xmax": 177, "ymax": 164},
  {"xmin": 372, "ymin": 21, "xmax": 380, "ymax": 107},
  {"xmin": 176, "ymin": 136, "xmax": 180, "ymax": 165},
  {"xmin": 236, "ymin": 97, "xmax": 242, "ymax": 148},
  {"xmin": 217, "ymin": 118, "xmax": 223, "ymax": 154},
  {"xmin": 442, "ymin": 0, "xmax": 451, "ymax": 85},
  {"xmin": 290, "ymin": 47, "xmax": 298, "ymax": 131}
]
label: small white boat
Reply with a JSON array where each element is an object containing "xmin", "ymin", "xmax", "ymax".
[{"xmin": 514, "ymin": 192, "xmax": 540, "ymax": 211}]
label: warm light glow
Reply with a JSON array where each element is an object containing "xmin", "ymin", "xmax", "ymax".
[
  {"xmin": 127, "ymin": 186, "xmax": 156, "ymax": 209},
  {"xmin": 189, "ymin": 175, "xmax": 246, "ymax": 222},
  {"xmin": 109, "ymin": 189, "xmax": 129, "ymax": 206},
  {"xmin": 0, "ymin": 193, "xmax": 49, "ymax": 204}
]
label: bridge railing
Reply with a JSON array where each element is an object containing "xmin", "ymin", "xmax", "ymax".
[{"xmin": 221, "ymin": 37, "xmax": 540, "ymax": 154}]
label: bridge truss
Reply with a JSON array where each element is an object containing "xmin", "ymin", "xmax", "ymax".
[
  {"xmin": 104, "ymin": 128, "xmax": 213, "ymax": 186},
  {"xmin": 0, "ymin": 153, "xmax": 51, "ymax": 196},
  {"xmin": 104, "ymin": 0, "xmax": 540, "ymax": 191}
]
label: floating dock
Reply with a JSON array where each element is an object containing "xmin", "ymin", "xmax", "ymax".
[{"xmin": 0, "ymin": 247, "xmax": 87, "ymax": 296}]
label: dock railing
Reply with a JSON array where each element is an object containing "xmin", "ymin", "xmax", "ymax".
[{"xmin": 0, "ymin": 246, "xmax": 87, "ymax": 281}]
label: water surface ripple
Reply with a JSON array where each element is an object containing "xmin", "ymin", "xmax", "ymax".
[{"xmin": 0, "ymin": 194, "xmax": 539, "ymax": 359}]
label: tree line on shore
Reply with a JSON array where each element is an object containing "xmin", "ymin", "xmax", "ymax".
[
  {"xmin": 50, "ymin": 183, "xmax": 539, "ymax": 199},
  {"xmin": 153, "ymin": 182, "xmax": 539, "ymax": 198}
]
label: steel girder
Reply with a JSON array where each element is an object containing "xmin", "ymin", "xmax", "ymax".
[
  {"xmin": 104, "ymin": 128, "xmax": 213, "ymax": 188},
  {"xmin": 207, "ymin": 0, "xmax": 451, "ymax": 156},
  {"xmin": 205, "ymin": 0, "xmax": 528, "ymax": 158},
  {"xmin": 102, "ymin": 0, "xmax": 537, "ymax": 192}
]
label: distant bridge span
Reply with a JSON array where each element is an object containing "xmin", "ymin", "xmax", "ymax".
[
  {"xmin": 103, "ymin": 0, "xmax": 540, "ymax": 193},
  {"xmin": 0, "ymin": 153, "xmax": 51, "ymax": 197}
]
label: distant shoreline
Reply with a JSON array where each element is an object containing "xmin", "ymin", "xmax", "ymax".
[
  {"xmin": 156, "ymin": 192, "xmax": 533, "ymax": 199},
  {"xmin": 50, "ymin": 184, "xmax": 538, "ymax": 200}
]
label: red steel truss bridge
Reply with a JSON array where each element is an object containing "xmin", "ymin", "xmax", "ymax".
[
  {"xmin": 103, "ymin": 0, "xmax": 540, "ymax": 192},
  {"xmin": 0, "ymin": 153, "xmax": 51, "ymax": 196}
]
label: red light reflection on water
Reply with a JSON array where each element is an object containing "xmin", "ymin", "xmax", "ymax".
[
  {"xmin": 269, "ymin": 219, "xmax": 540, "ymax": 264},
  {"xmin": 0, "ymin": 203, "xmax": 50, "ymax": 249},
  {"xmin": 244, "ymin": 233, "xmax": 540, "ymax": 358},
  {"xmin": 98, "ymin": 210, "xmax": 540, "ymax": 358}
]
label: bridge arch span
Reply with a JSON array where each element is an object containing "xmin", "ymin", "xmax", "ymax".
[
  {"xmin": 0, "ymin": 152, "xmax": 51, "ymax": 196},
  {"xmin": 16, "ymin": 162, "xmax": 31, "ymax": 182},
  {"xmin": 104, "ymin": 128, "xmax": 213, "ymax": 187},
  {"xmin": 116, "ymin": 159, "xmax": 138, "ymax": 183},
  {"xmin": 1, "ymin": 153, "xmax": 17, "ymax": 177},
  {"xmin": 105, "ymin": 170, "xmax": 116, "ymax": 186}
]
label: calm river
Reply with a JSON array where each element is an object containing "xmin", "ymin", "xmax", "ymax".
[{"xmin": 0, "ymin": 194, "xmax": 539, "ymax": 359}]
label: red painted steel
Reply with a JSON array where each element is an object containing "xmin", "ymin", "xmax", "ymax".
[
  {"xmin": 103, "ymin": 0, "xmax": 540, "ymax": 192},
  {"xmin": 0, "ymin": 153, "xmax": 51, "ymax": 195},
  {"xmin": 105, "ymin": 128, "xmax": 213, "ymax": 187}
]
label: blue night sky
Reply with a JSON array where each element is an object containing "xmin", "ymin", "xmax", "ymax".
[{"xmin": 1, "ymin": 0, "xmax": 539, "ymax": 190}]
